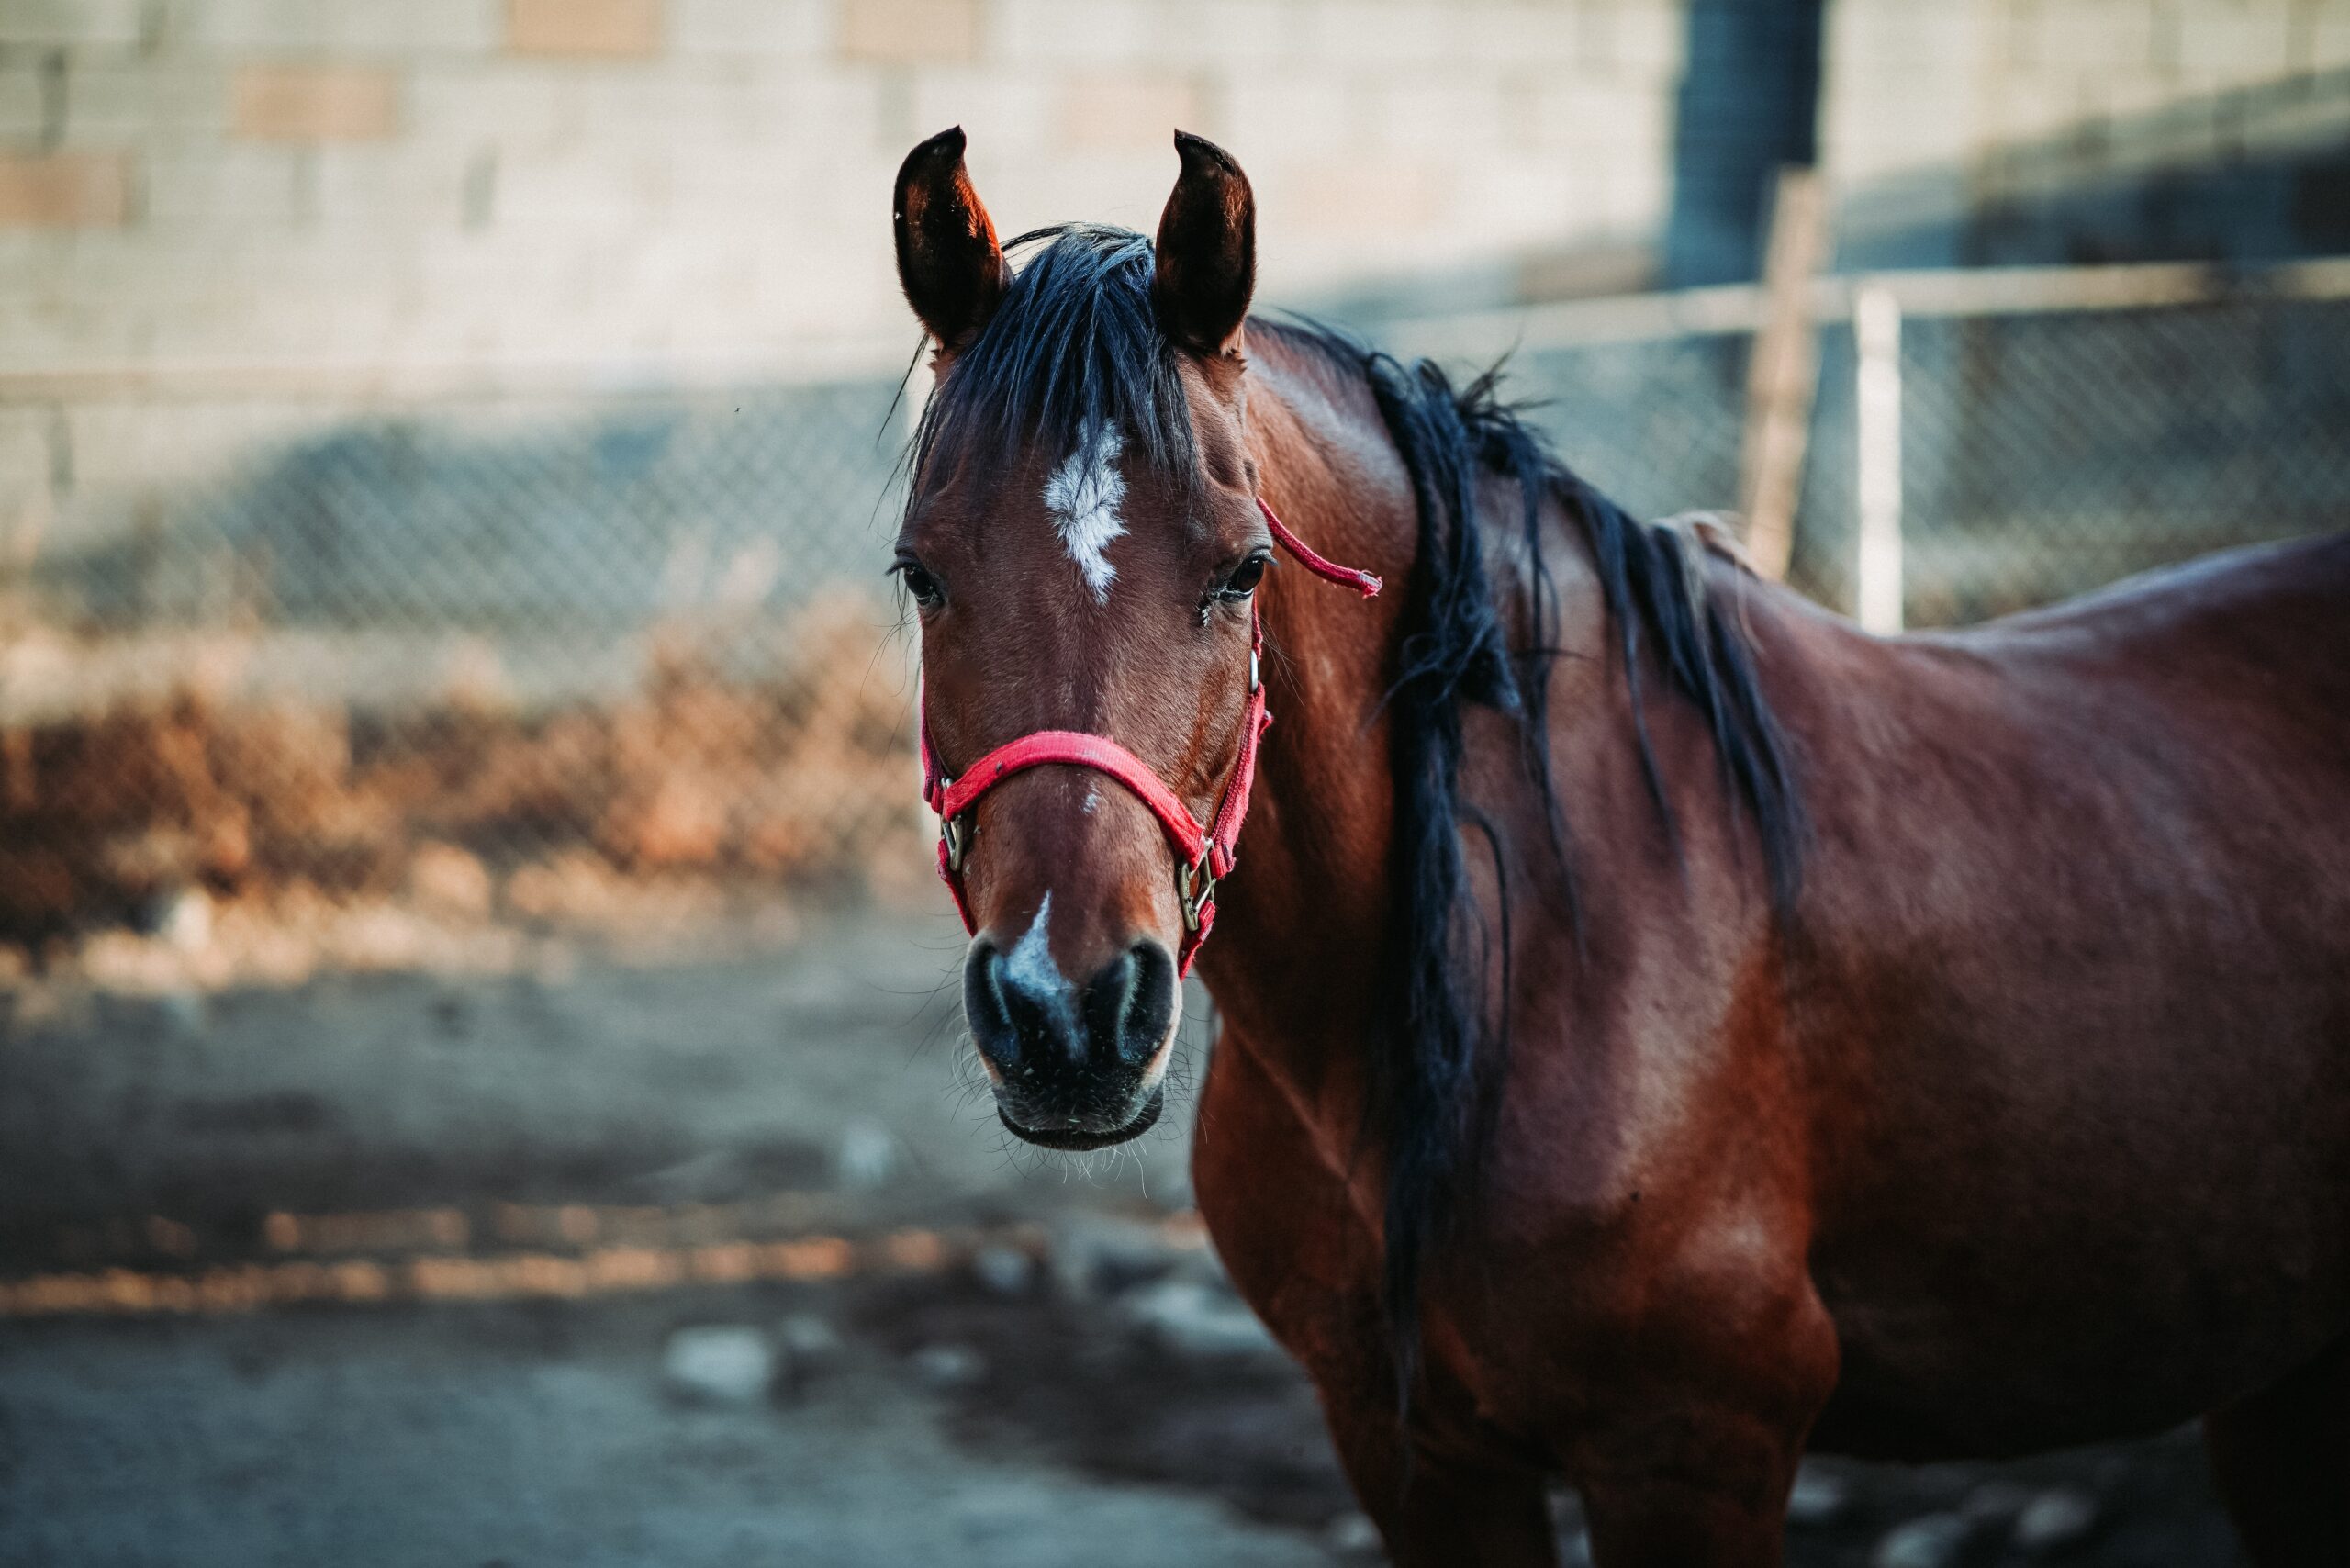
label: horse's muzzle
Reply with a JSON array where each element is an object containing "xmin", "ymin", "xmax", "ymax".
[
  {"xmin": 964, "ymin": 936, "xmax": 1177, "ymax": 1148},
  {"xmin": 998, "ymin": 1086, "xmax": 1165, "ymax": 1150}
]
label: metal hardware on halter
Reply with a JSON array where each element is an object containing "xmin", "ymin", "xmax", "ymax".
[
  {"xmin": 1177, "ymin": 859, "xmax": 1219, "ymax": 932},
  {"xmin": 939, "ymin": 805, "xmax": 969, "ymax": 873}
]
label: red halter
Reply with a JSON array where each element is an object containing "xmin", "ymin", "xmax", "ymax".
[{"xmin": 919, "ymin": 498, "xmax": 1381, "ymax": 976}]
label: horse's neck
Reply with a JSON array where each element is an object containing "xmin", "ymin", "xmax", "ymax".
[
  {"xmin": 1197, "ymin": 338, "xmax": 1791, "ymax": 1128},
  {"xmin": 1191, "ymin": 344, "xmax": 1427, "ymax": 1126}
]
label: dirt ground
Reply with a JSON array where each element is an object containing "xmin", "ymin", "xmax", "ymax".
[{"xmin": 0, "ymin": 909, "xmax": 2252, "ymax": 1566}]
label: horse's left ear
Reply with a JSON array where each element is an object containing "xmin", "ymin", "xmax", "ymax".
[
  {"xmin": 1153, "ymin": 131, "xmax": 1255, "ymax": 358},
  {"xmin": 894, "ymin": 126, "xmax": 1010, "ymax": 353}
]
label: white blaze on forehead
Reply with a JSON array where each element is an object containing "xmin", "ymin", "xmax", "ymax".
[{"xmin": 1042, "ymin": 424, "xmax": 1127, "ymax": 604}]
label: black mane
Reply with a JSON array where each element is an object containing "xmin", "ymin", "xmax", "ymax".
[
  {"xmin": 1259, "ymin": 319, "xmax": 1803, "ymax": 1396},
  {"xmin": 909, "ymin": 227, "xmax": 1805, "ymax": 1398}
]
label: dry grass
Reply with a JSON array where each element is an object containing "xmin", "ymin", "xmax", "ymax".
[{"xmin": 0, "ymin": 596, "xmax": 923, "ymax": 953}]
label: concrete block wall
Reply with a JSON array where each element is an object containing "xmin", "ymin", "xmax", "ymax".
[
  {"xmin": 1, "ymin": 0, "xmax": 2338, "ymax": 578},
  {"xmin": 11, "ymin": 0, "xmax": 2332, "ymax": 371},
  {"xmin": 1825, "ymin": 0, "xmax": 2342, "ymax": 183},
  {"xmin": 1821, "ymin": 0, "xmax": 2350, "ymax": 266},
  {"xmin": 0, "ymin": 0, "xmax": 1692, "ymax": 371}
]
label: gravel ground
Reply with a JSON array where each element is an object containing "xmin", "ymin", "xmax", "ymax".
[
  {"xmin": 0, "ymin": 909, "xmax": 2253, "ymax": 1566},
  {"xmin": 0, "ymin": 1294, "xmax": 1330, "ymax": 1568}
]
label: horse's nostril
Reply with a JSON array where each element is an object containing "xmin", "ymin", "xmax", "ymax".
[
  {"xmin": 1093, "ymin": 941, "xmax": 1175, "ymax": 1068},
  {"xmin": 961, "ymin": 942, "xmax": 1022, "ymax": 1070},
  {"xmin": 1080, "ymin": 948, "xmax": 1136, "ymax": 1059},
  {"xmin": 967, "ymin": 935, "xmax": 1083, "ymax": 1070}
]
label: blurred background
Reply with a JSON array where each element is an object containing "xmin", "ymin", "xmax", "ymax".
[{"xmin": 0, "ymin": 2, "xmax": 2344, "ymax": 1563}]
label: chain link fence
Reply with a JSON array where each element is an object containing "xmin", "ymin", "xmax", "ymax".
[
  {"xmin": 0, "ymin": 369, "xmax": 925, "ymax": 961},
  {"xmin": 4, "ymin": 261, "xmax": 2344, "ymax": 962},
  {"xmin": 1888, "ymin": 295, "xmax": 2350, "ymax": 622}
]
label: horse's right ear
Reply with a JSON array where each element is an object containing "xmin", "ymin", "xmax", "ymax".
[
  {"xmin": 893, "ymin": 127, "xmax": 1010, "ymax": 353},
  {"xmin": 1153, "ymin": 130, "xmax": 1255, "ymax": 358}
]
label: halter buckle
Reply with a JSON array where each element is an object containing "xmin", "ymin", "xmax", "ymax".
[
  {"xmin": 940, "ymin": 810, "xmax": 970, "ymax": 874},
  {"xmin": 1177, "ymin": 858, "xmax": 1218, "ymax": 932}
]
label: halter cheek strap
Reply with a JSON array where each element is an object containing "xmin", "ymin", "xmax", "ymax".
[{"xmin": 920, "ymin": 498, "xmax": 1380, "ymax": 977}]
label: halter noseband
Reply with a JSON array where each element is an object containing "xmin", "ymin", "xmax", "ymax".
[{"xmin": 919, "ymin": 498, "xmax": 1381, "ymax": 976}]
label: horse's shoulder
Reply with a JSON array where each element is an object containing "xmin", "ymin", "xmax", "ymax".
[{"xmin": 1190, "ymin": 1032, "xmax": 1379, "ymax": 1336}]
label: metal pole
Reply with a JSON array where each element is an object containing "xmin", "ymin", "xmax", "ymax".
[
  {"xmin": 901, "ymin": 353, "xmax": 934, "ymax": 460},
  {"xmin": 1853, "ymin": 284, "xmax": 1903, "ymax": 634}
]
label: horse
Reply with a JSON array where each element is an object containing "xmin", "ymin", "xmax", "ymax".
[{"xmin": 886, "ymin": 126, "xmax": 2350, "ymax": 1565}]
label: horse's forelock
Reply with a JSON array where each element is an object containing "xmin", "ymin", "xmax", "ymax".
[{"xmin": 907, "ymin": 225, "xmax": 1201, "ymax": 511}]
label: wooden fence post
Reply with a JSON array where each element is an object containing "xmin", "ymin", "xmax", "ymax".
[{"xmin": 1736, "ymin": 165, "xmax": 1827, "ymax": 582}]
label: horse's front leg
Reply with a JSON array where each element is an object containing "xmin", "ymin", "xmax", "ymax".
[
  {"xmin": 1560, "ymin": 1260, "xmax": 1841, "ymax": 1568},
  {"xmin": 1317, "ymin": 1384, "xmax": 1559, "ymax": 1568},
  {"xmin": 1571, "ymin": 1413, "xmax": 1807, "ymax": 1567},
  {"xmin": 1191, "ymin": 1035, "xmax": 1559, "ymax": 1564}
]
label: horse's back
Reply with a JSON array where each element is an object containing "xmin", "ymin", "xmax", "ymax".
[
  {"xmin": 1842, "ymin": 529, "xmax": 2350, "ymax": 852},
  {"xmin": 1954, "ymin": 529, "xmax": 2350, "ymax": 689}
]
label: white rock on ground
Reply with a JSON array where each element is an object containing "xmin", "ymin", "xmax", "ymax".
[
  {"xmin": 833, "ymin": 1121, "xmax": 898, "ymax": 1189},
  {"xmin": 911, "ymin": 1343, "xmax": 987, "ymax": 1390},
  {"xmin": 1120, "ymin": 1279, "xmax": 1281, "ymax": 1361},
  {"xmin": 2013, "ymin": 1488, "xmax": 2098, "ymax": 1552},
  {"xmin": 1961, "ymin": 1478, "xmax": 2031, "ymax": 1524},
  {"xmin": 970, "ymin": 1243, "xmax": 1035, "ymax": 1296},
  {"xmin": 1785, "ymin": 1463, "xmax": 1852, "ymax": 1526},
  {"xmin": 1046, "ymin": 1211, "xmax": 1182, "ymax": 1300},
  {"xmin": 776, "ymin": 1314, "xmax": 844, "ymax": 1369},
  {"xmin": 660, "ymin": 1325, "xmax": 777, "ymax": 1406},
  {"xmin": 1322, "ymin": 1512, "xmax": 1381, "ymax": 1556},
  {"xmin": 1873, "ymin": 1513, "xmax": 1969, "ymax": 1568}
]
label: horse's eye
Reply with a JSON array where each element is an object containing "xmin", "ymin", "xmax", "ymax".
[
  {"xmin": 893, "ymin": 558, "xmax": 944, "ymax": 610},
  {"xmin": 1217, "ymin": 554, "xmax": 1270, "ymax": 601}
]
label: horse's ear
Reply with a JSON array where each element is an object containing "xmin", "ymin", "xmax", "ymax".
[
  {"xmin": 1153, "ymin": 131, "xmax": 1255, "ymax": 358},
  {"xmin": 893, "ymin": 126, "xmax": 1010, "ymax": 353}
]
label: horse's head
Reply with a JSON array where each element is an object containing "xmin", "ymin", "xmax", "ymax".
[{"xmin": 890, "ymin": 128, "xmax": 1275, "ymax": 1151}]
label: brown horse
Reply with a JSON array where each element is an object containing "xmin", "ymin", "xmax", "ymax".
[{"xmin": 889, "ymin": 127, "xmax": 2350, "ymax": 1565}]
